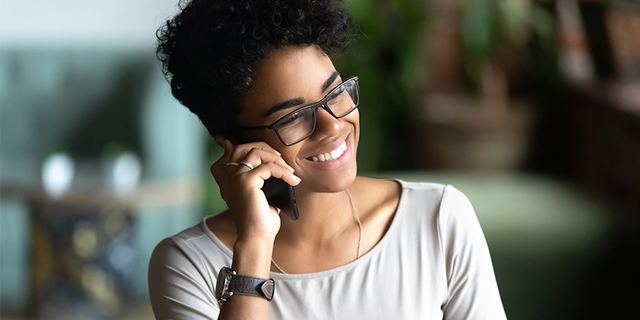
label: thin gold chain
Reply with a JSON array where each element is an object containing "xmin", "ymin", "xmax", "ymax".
[
  {"xmin": 271, "ymin": 188, "xmax": 363, "ymax": 274},
  {"xmin": 346, "ymin": 188, "xmax": 363, "ymax": 259},
  {"xmin": 271, "ymin": 257, "xmax": 287, "ymax": 274}
]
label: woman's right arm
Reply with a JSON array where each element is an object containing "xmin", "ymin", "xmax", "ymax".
[
  {"xmin": 212, "ymin": 138, "xmax": 300, "ymax": 320},
  {"xmin": 149, "ymin": 138, "xmax": 299, "ymax": 320}
]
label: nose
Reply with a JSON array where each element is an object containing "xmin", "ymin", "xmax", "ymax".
[{"xmin": 312, "ymin": 106, "xmax": 341, "ymax": 138}]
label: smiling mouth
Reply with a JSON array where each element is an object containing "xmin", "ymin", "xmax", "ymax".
[{"xmin": 307, "ymin": 141, "xmax": 347, "ymax": 162}]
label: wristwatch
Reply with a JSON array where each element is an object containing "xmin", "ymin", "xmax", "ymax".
[{"xmin": 215, "ymin": 267, "xmax": 275, "ymax": 305}]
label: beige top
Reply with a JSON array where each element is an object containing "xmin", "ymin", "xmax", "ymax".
[{"xmin": 148, "ymin": 181, "xmax": 507, "ymax": 319}]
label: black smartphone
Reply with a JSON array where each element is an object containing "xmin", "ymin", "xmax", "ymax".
[{"xmin": 262, "ymin": 177, "xmax": 299, "ymax": 220}]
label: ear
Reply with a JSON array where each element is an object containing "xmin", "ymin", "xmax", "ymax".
[{"xmin": 213, "ymin": 135, "xmax": 224, "ymax": 147}]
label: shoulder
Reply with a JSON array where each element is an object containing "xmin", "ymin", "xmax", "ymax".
[
  {"xmin": 149, "ymin": 218, "xmax": 233, "ymax": 276},
  {"xmin": 394, "ymin": 179, "xmax": 464, "ymax": 198},
  {"xmin": 149, "ymin": 223, "xmax": 211, "ymax": 272},
  {"xmin": 435, "ymin": 184, "xmax": 479, "ymax": 238},
  {"xmin": 148, "ymin": 222, "xmax": 224, "ymax": 319},
  {"xmin": 350, "ymin": 177, "xmax": 467, "ymax": 222},
  {"xmin": 397, "ymin": 182, "xmax": 479, "ymax": 250},
  {"xmin": 388, "ymin": 180, "xmax": 464, "ymax": 212},
  {"xmin": 154, "ymin": 222, "xmax": 211, "ymax": 251},
  {"xmin": 388, "ymin": 181, "xmax": 478, "ymax": 246},
  {"xmin": 394, "ymin": 180, "xmax": 472, "ymax": 213}
]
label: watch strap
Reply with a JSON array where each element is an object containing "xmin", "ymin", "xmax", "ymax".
[{"xmin": 228, "ymin": 274, "xmax": 275, "ymax": 301}]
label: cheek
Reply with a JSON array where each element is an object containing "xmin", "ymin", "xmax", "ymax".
[
  {"xmin": 348, "ymin": 109, "xmax": 360, "ymax": 135},
  {"xmin": 284, "ymin": 146, "xmax": 304, "ymax": 168},
  {"xmin": 348, "ymin": 108, "xmax": 360, "ymax": 124}
]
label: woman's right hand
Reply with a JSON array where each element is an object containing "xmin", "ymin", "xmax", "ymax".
[{"xmin": 210, "ymin": 138, "xmax": 301, "ymax": 243}]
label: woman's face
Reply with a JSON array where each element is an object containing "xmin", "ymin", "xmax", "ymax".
[{"xmin": 237, "ymin": 45, "xmax": 360, "ymax": 193}]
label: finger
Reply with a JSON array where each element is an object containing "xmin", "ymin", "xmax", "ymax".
[
  {"xmin": 239, "ymin": 148, "xmax": 294, "ymax": 173},
  {"xmin": 212, "ymin": 138, "xmax": 234, "ymax": 167},
  {"xmin": 211, "ymin": 140, "xmax": 240, "ymax": 178},
  {"xmin": 244, "ymin": 162, "xmax": 301, "ymax": 187},
  {"xmin": 210, "ymin": 161, "xmax": 227, "ymax": 182},
  {"xmin": 213, "ymin": 150, "xmax": 288, "ymax": 184},
  {"xmin": 226, "ymin": 140, "xmax": 281, "ymax": 161},
  {"xmin": 213, "ymin": 138, "xmax": 260, "ymax": 167},
  {"xmin": 222, "ymin": 139, "xmax": 234, "ymax": 152},
  {"xmin": 212, "ymin": 140, "xmax": 288, "ymax": 181}
]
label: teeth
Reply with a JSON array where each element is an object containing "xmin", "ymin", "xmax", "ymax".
[{"xmin": 309, "ymin": 141, "xmax": 347, "ymax": 162}]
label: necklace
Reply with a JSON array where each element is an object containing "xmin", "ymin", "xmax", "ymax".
[{"xmin": 271, "ymin": 188, "xmax": 363, "ymax": 274}]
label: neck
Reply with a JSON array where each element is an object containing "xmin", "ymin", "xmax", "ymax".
[{"xmin": 277, "ymin": 186, "xmax": 356, "ymax": 245}]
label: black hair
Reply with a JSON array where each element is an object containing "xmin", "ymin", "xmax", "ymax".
[{"xmin": 156, "ymin": 0, "xmax": 353, "ymax": 138}]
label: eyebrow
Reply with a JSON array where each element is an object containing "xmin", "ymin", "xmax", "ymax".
[
  {"xmin": 264, "ymin": 71, "xmax": 340, "ymax": 117},
  {"xmin": 322, "ymin": 71, "xmax": 340, "ymax": 92},
  {"xmin": 264, "ymin": 97, "xmax": 305, "ymax": 117}
]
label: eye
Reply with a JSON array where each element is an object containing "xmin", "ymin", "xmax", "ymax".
[
  {"xmin": 327, "ymin": 85, "xmax": 350, "ymax": 106},
  {"xmin": 278, "ymin": 111, "xmax": 305, "ymax": 127},
  {"xmin": 328, "ymin": 85, "xmax": 345, "ymax": 100}
]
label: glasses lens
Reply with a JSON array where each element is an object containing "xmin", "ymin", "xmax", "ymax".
[
  {"xmin": 326, "ymin": 78, "xmax": 359, "ymax": 117},
  {"xmin": 271, "ymin": 77, "xmax": 359, "ymax": 145},
  {"xmin": 275, "ymin": 107, "xmax": 316, "ymax": 145}
]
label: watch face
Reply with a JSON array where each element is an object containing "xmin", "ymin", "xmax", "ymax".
[{"xmin": 215, "ymin": 267, "xmax": 233, "ymax": 303}]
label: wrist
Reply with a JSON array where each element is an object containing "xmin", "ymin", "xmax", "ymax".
[
  {"xmin": 232, "ymin": 237, "xmax": 274, "ymax": 279},
  {"xmin": 236, "ymin": 228, "xmax": 278, "ymax": 244}
]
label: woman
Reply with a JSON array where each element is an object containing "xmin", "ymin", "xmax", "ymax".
[{"xmin": 148, "ymin": 0, "xmax": 507, "ymax": 319}]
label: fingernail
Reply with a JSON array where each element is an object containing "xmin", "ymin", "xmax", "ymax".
[
  {"xmin": 293, "ymin": 175, "xmax": 301, "ymax": 183},
  {"xmin": 288, "ymin": 165, "xmax": 295, "ymax": 173}
]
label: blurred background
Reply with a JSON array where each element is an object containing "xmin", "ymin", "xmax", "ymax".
[{"xmin": 1, "ymin": 0, "xmax": 639, "ymax": 319}]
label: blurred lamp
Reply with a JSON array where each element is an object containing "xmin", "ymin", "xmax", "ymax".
[
  {"xmin": 42, "ymin": 152, "xmax": 75, "ymax": 198},
  {"xmin": 111, "ymin": 151, "xmax": 141, "ymax": 195}
]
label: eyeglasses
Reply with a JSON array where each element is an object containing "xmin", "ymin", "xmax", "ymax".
[{"xmin": 242, "ymin": 76, "xmax": 359, "ymax": 146}]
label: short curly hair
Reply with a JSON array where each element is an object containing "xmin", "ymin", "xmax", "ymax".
[{"xmin": 156, "ymin": 0, "xmax": 353, "ymax": 139}]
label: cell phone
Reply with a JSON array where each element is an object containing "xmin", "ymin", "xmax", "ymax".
[{"xmin": 262, "ymin": 177, "xmax": 299, "ymax": 220}]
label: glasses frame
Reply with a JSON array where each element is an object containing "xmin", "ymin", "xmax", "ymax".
[{"xmin": 242, "ymin": 76, "xmax": 359, "ymax": 146}]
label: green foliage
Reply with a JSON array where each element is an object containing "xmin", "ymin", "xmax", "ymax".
[
  {"xmin": 457, "ymin": 0, "xmax": 558, "ymax": 93},
  {"xmin": 334, "ymin": 0, "xmax": 429, "ymax": 172}
]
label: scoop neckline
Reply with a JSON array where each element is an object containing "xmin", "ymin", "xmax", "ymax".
[{"xmin": 201, "ymin": 179, "xmax": 408, "ymax": 280}]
